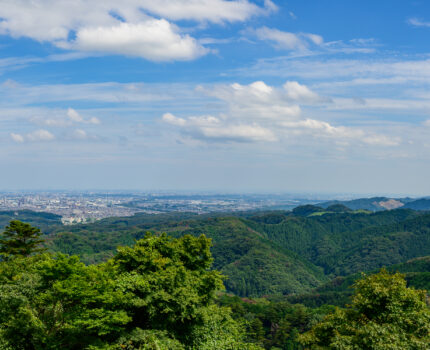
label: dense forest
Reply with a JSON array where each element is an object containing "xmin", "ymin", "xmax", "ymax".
[{"xmin": 1, "ymin": 206, "xmax": 430, "ymax": 348}]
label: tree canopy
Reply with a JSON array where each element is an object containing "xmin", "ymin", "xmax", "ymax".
[
  {"xmin": 0, "ymin": 231, "xmax": 262, "ymax": 349},
  {"xmin": 0, "ymin": 220, "xmax": 45, "ymax": 259},
  {"xmin": 299, "ymin": 269, "xmax": 430, "ymax": 349}
]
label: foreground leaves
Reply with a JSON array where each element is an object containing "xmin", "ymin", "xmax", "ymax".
[
  {"xmin": 0, "ymin": 233, "xmax": 261, "ymax": 349},
  {"xmin": 299, "ymin": 269, "xmax": 430, "ymax": 349}
]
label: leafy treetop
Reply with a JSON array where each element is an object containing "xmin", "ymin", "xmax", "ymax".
[
  {"xmin": 0, "ymin": 220, "xmax": 45, "ymax": 259},
  {"xmin": 299, "ymin": 269, "xmax": 430, "ymax": 349}
]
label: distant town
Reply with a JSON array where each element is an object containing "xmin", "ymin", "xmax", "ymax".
[{"xmin": 0, "ymin": 192, "xmax": 322, "ymax": 224}]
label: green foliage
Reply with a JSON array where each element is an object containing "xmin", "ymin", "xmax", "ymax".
[
  {"xmin": 48, "ymin": 215, "xmax": 328, "ymax": 297},
  {"xmin": 103, "ymin": 329, "xmax": 185, "ymax": 350},
  {"xmin": 0, "ymin": 232, "xmax": 261, "ymax": 349},
  {"xmin": 217, "ymin": 294, "xmax": 334, "ymax": 350},
  {"xmin": 42, "ymin": 208, "xmax": 430, "ymax": 298},
  {"xmin": 0, "ymin": 254, "xmax": 130, "ymax": 349},
  {"xmin": 299, "ymin": 269, "xmax": 430, "ymax": 349},
  {"xmin": 112, "ymin": 233, "xmax": 224, "ymax": 343},
  {"xmin": 0, "ymin": 220, "xmax": 45, "ymax": 259},
  {"xmin": 292, "ymin": 205, "xmax": 324, "ymax": 217}
]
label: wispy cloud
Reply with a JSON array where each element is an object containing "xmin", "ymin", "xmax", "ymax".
[
  {"xmin": 249, "ymin": 26, "xmax": 323, "ymax": 51},
  {"xmin": 408, "ymin": 17, "xmax": 430, "ymax": 27}
]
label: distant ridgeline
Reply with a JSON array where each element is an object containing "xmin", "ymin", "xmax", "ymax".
[
  {"xmin": 1, "ymin": 201, "xmax": 430, "ymax": 302},
  {"xmin": 318, "ymin": 196, "xmax": 430, "ymax": 211}
]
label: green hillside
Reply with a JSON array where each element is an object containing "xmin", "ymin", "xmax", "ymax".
[
  {"xmin": 48, "ymin": 215, "xmax": 328, "ymax": 296},
  {"xmin": 3, "ymin": 207, "xmax": 430, "ymax": 299},
  {"xmin": 0, "ymin": 210, "xmax": 62, "ymax": 234},
  {"xmin": 287, "ymin": 255, "xmax": 430, "ymax": 308}
]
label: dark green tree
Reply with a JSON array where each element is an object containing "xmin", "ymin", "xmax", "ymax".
[
  {"xmin": 0, "ymin": 220, "xmax": 45, "ymax": 259},
  {"xmin": 299, "ymin": 269, "xmax": 430, "ymax": 349}
]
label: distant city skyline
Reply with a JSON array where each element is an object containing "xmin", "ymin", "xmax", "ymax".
[{"xmin": 1, "ymin": 1, "xmax": 430, "ymax": 194}]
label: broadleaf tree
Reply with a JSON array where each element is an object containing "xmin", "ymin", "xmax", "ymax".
[{"xmin": 299, "ymin": 269, "xmax": 430, "ymax": 349}]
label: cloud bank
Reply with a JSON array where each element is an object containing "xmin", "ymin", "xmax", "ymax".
[
  {"xmin": 162, "ymin": 80, "xmax": 396, "ymax": 146},
  {"xmin": 0, "ymin": 0, "xmax": 275, "ymax": 61}
]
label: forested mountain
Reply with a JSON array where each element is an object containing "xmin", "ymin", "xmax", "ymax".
[
  {"xmin": 287, "ymin": 255, "xmax": 430, "ymax": 308},
  {"xmin": 3, "ymin": 205, "xmax": 430, "ymax": 299},
  {"xmin": 48, "ymin": 215, "xmax": 328, "ymax": 296},
  {"xmin": 1, "ymin": 207, "xmax": 430, "ymax": 349}
]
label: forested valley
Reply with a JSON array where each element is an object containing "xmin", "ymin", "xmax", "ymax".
[{"xmin": 1, "ymin": 205, "xmax": 430, "ymax": 349}]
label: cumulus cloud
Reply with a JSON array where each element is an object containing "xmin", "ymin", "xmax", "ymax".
[
  {"xmin": 252, "ymin": 27, "xmax": 323, "ymax": 51},
  {"xmin": 204, "ymin": 81, "xmax": 302, "ymax": 120},
  {"xmin": 162, "ymin": 113, "xmax": 187, "ymax": 126},
  {"xmin": 29, "ymin": 108, "xmax": 100, "ymax": 128},
  {"xmin": 67, "ymin": 108, "xmax": 84, "ymax": 123},
  {"xmin": 163, "ymin": 112, "xmax": 276, "ymax": 142},
  {"xmin": 65, "ymin": 128, "xmax": 100, "ymax": 141},
  {"xmin": 67, "ymin": 108, "xmax": 100, "ymax": 124},
  {"xmin": 283, "ymin": 81, "xmax": 325, "ymax": 102},
  {"xmin": 10, "ymin": 133, "xmax": 24, "ymax": 143},
  {"xmin": 11, "ymin": 129, "xmax": 55, "ymax": 143},
  {"xmin": 62, "ymin": 20, "xmax": 208, "ymax": 62},
  {"xmin": 162, "ymin": 80, "xmax": 395, "ymax": 146},
  {"xmin": 0, "ymin": 0, "xmax": 273, "ymax": 61}
]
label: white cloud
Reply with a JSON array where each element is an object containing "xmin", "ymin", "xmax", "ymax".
[
  {"xmin": 199, "ymin": 123, "xmax": 277, "ymax": 142},
  {"xmin": 303, "ymin": 33, "xmax": 324, "ymax": 45},
  {"xmin": 67, "ymin": 108, "xmax": 100, "ymax": 124},
  {"xmin": 280, "ymin": 119, "xmax": 400, "ymax": 146},
  {"xmin": 11, "ymin": 129, "xmax": 55, "ymax": 143},
  {"xmin": 0, "ymin": 0, "xmax": 273, "ymax": 61},
  {"xmin": 10, "ymin": 133, "xmax": 24, "ymax": 143},
  {"xmin": 88, "ymin": 117, "xmax": 101, "ymax": 125},
  {"xmin": 163, "ymin": 112, "xmax": 276, "ymax": 142},
  {"xmin": 24, "ymin": 108, "xmax": 102, "ymax": 130},
  {"xmin": 138, "ymin": 0, "xmax": 277, "ymax": 23},
  {"xmin": 408, "ymin": 18, "xmax": 430, "ymax": 27},
  {"xmin": 204, "ymin": 81, "xmax": 302, "ymax": 120},
  {"xmin": 70, "ymin": 129, "xmax": 92, "ymax": 140},
  {"xmin": 28, "ymin": 108, "xmax": 100, "ymax": 128},
  {"xmin": 162, "ymin": 113, "xmax": 187, "ymax": 126},
  {"xmin": 67, "ymin": 108, "xmax": 84, "ymax": 122},
  {"xmin": 64, "ymin": 21, "xmax": 207, "ymax": 61},
  {"xmin": 27, "ymin": 129, "xmax": 55, "ymax": 142},
  {"xmin": 283, "ymin": 81, "xmax": 323, "ymax": 102},
  {"xmin": 362, "ymin": 135, "xmax": 400, "ymax": 147},
  {"xmin": 252, "ymin": 27, "xmax": 323, "ymax": 51},
  {"xmin": 162, "ymin": 80, "xmax": 395, "ymax": 147}
]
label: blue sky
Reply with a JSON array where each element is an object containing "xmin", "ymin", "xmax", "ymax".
[{"xmin": 1, "ymin": 0, "xmax": 430, "ymax": 195}]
